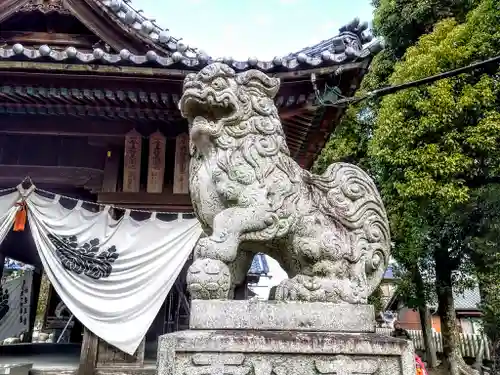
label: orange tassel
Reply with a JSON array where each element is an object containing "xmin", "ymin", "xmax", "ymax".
[{"xmin": 13, "ymin": 201, "xmax": 27, "ymax": 232}]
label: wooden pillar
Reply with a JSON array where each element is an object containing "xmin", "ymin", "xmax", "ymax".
[
  {"xmin": 123, "ymin": 129, "xmax": 142, "ymax": 193},
  {"xmin": 173, "ymin": 133, "xmax": 190, "ymax": 195},
  {"xmin": 79, "ymin": 330, "xmax": 145, "ymax": 374},
  {"xmin": 23, "ymin": 269, "xmax": 42, "ymax": 343},
  {"xmin": 78, "ymin": 328, "xmax": 99, "ymax": 375},
  {"xmin": 147, "ymin": 131, "xmax": 166, "ymax": 193},
  {"xmin": 96, "ymin": 338, "xmax": 145, "ymax": 369},
  {"xmin": 101, "ymin": 147, "xmax": 120, "ymax": 193}
]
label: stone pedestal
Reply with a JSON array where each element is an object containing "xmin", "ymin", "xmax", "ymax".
[{"xmin": 157, "ymin": 300, "xmax": 415, "ymax": 375}]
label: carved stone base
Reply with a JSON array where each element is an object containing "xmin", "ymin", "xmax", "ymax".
[
  {"xmin": 157, "ymin": 301, "xmax": 415, "ymax": 375},
  {"xmin": 157, "ymin": 330, "xmax": 414, "ymax": 375},
  {"xmin": 189, "ymin": 300, "xmax": 376, "ymax": 332}
]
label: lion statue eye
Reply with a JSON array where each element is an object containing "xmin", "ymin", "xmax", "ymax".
[{"xmin": 211, "ymin": 78, "xmax": 227, "ymax": 90}]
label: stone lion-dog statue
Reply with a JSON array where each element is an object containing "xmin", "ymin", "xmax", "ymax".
[{"xmin": 179, "ymin": 63, "xmax": 390, "ymax": 304}]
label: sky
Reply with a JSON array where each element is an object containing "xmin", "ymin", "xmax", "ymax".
[{"xmin": 136, "ymin": 0, "xmax": 374, "ymax": 60}]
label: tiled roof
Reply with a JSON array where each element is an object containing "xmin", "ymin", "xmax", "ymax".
[
  {"xmin": 248, "ymin": 254, "xmax": 269, "ymax": 276},
  {"xmin": 289, "ymin": 18, "xmax": 373, "ymax": 58},
  {"xmin": 94, "ymin": 0, "xmax": 381, "ymax": 71},
  {"xmin": 0, "ymin": 1, "xmax": 382, "ymax": 73},
  {"xmin": 0, "ymin": 39, "xmax": 381, "ymax": 73},
  {"xmin": 388, "ymin": 286, "xmax": 482, "ymax": 312},
  {"xmin": 96, "ymin": 0, "xmax": 199, "ymax": 55},
  {"xmin": 453, "ymin": 287, "xmax": 481, "ymax": 310}
]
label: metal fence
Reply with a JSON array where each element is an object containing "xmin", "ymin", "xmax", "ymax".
[{"xmin": 376, "ymin": 328, "xmax": 490, "ymax": 360}]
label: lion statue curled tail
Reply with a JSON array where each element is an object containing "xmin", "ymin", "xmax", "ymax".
[{"xmin": 179, "ymin": 62, "xmax": 390, "ymax": 304}]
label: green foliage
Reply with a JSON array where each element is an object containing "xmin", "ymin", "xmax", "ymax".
[
  {"xmin": 314, "ymin": 0, "xmax": 478, "ymax": 177},
  {"xmin": 316, "ymin": 0, "xmax": 500, "ymax": 364},
  {"xmin": 371, "ymin": 0, "xmax": 500, "ymax": 291},
  {"xmin": 368, "ymin": 285, "xmax": 384, "ymax": 315},
  {"xmin": 480, "ymin": 274, "xmax": 500, "ymax": 343},
  {"xmin": 371, "ymin": 0, "xmax": 500, "ymax": 209},
  {"xmin": 373, "ymin": 0, "xmax": 478, "ymax": 58}
]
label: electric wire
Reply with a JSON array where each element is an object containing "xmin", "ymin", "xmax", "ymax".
[{"xmin": 317, "ymin": 54, "xmax": 500, "ymax": 107}]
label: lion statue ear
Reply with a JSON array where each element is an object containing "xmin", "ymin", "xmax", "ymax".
[{"xmin": 235, "ymin": 70, "xmax": 280, "ymax": 99}]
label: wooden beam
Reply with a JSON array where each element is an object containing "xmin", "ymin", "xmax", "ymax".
[
  {"xmin": 280, "ymin": 105, "xmax": 316, "ymax": 119},
  {"xmin": 0, "ymin": 102, "xmax": 174, "ymax": 121},
  {"xmin": 0, "ymin": 0, "xmax": 30, "ymax": 23},
  {"xmin": 297, "ymin": 67, "xmax": 370, "ymax": 170},
  {"xmin": 270, "ymin": 61, "xmax": 368, "ymax": 79},
  {"xmin": 0, "ymin": 165, "xmax": 103, "ymax": 190},
  {"xmin": 0, "ymin": 31, "xmax": 97, "ymax": 47},
  {"xmin": 0, "ymin": 118, "xmax": 134, "ymax": 137},
  {"xmin": 0, "ymin": 70, "xmax": 184, "ymax": 91},
  {"xmin": 64, "ymin": 0, "xmax": 145, "ymax": 54},
  {"xmin": 0, "ymin": 60, "xmax": 190, "ymax": 79},
  {"xmin": 97, "ymin": 191, "xmax": 192, "ymax": 207}
]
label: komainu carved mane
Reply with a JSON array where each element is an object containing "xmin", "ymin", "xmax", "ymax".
[{"xmin": 179, "ymin": 63, "xmax": 390, "ymax": 304}]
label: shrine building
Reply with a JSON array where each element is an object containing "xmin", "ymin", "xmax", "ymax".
[{"xmin": 0, "ymin": 0, "xmax": 382, "ymax": 374}]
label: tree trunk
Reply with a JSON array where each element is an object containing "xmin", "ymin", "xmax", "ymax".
[
  {"xmin": 491, "ymin": 340, "xmax": 500, "ymax": 375},
  {"xmin": 434, "ymin": 249, "xmax": 478, "ymax": 375},
  {"xmin": 476, "ymin": 274, "xmax": 499, "ymax": 374},
  {"xmin": 473, "ymin": 336, "xmax": 484, "ymax": 375},
  {"xmin": 418, "ymin": 305, "xmax": 439, "ymax": 368},
  {"xmin": 413, "ymin": 267, "xmax": 438, "ymax": 368}
]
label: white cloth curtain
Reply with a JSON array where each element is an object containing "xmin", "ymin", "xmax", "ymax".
[
  {"xmin": 26, "ymin": 192, "xmax": 202, "ymax": 355},
  {"xmin": 0, "ymin": 191, "xmax": 22, "ymax": 243}
]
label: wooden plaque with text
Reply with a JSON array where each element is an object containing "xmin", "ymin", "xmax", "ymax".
[
  {"xmin": 173, "ymin": 133, "xmax": 190, "ymax": 195},
  {"xmin": 147, "ymin": 131, "xmax": 166, "ymax": 193},
  {"xmin": 123, "ymin": 129, "xmax": 142, "ymax": 193}
]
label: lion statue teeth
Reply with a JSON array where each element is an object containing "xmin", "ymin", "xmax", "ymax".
[{"xmin": 179, "ymin": 62, "xmax": 391, "ymax": 304}]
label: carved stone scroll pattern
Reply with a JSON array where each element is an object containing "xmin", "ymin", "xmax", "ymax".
[{"xmin": 182, "ymin": 354, "xmax": 381, "ymax": 375}]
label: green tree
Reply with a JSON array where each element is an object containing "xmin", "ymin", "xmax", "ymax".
[
  {"xmin": 369, "ymin": 0, "xmax": 500, "ymax": 373},
  {"xmin": 314, "ymin": 0, "xmax": 480, "ymax": 370}
]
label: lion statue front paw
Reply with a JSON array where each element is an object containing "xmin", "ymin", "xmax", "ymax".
[{"xmin": 186, "ymin": 258, "xmax": 232, "ymax": 300}]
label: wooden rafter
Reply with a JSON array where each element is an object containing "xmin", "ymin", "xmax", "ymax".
[{"xmin": 0, "ymin": 0, "xmax": 31, "ymax": 23}]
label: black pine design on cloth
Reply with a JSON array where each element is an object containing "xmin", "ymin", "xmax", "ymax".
[{"xmin": 48, "ymin": 234, "xmax": 119, "ymax": 280}]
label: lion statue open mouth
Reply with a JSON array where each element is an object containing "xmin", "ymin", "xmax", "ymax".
[{"xmin": 180, "ymin": 62, "xmax": 390, "ymax": 304}]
